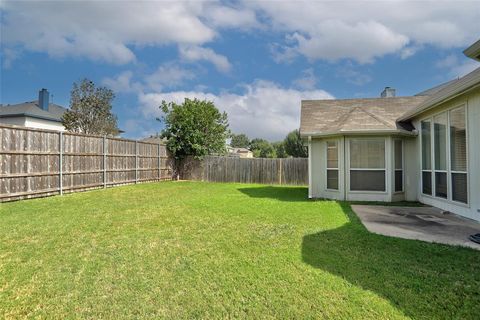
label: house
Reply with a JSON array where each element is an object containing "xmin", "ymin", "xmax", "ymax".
[
  {"xmin": 300, "ymin": 40, "xmax": 480, "ymax": 222},
  {"xmin": 227, "ymin": 146, "xmax": 254, "ymax": 158},
  {"xmin": 0, "ymin": 89, "xmax": 67, "ymax": 131}
]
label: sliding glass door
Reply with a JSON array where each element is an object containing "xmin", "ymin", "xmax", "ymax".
[
  {"xmin": 449, "ymin": 107, "xmax": 468, "ymax": 203},
  {"xmin": 421, "ymin": 105, "xmax": 468, "ymax": 204}
]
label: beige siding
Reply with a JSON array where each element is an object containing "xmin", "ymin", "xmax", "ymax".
[
  {"xmin": 24, "ymin": 117, "xmax": 65, "ymax": 131},
  {"xmin": 404, "ymin": 137, "xmax": 419, "ymax": 201},
  {"xmin": 0, "ymin": 117, "xmax": 26, "ymax": 127}
]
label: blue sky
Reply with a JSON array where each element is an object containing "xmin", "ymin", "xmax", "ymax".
[{"xmin": 1, "ymin": 1, "xmax": 479, "ymax": 140}]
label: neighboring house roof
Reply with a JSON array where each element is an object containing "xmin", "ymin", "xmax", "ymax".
[
  {"xmin": 0, "ymin": 101, "xmax": 67, "ymax": 122},
  {"xmin": 399, "ymin": 67, "xmax": 480, "ymax": 121},
  {"xmin": 300, "ymin": 96, "xmax": 428, "ymax": 137},
  {"xmin": 141, "ymin": 136, "xmax": 166, "ymax": 144},
  {"xmin": 232, "ymin": 148, "xmax": 251, "ymax": 153}
]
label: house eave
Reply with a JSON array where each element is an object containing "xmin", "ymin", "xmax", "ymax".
[
  {"xmin": 301, "ymin": 129, "xmax": 417, "ymax": 138},
  {"xmin": 398, "ymin": 81, "xmax": 480, "ymax": 121},
  {"xmin": 463, "ymin": 39, "xmax": 480, "ymax": 62},
  {"xmin": 0, "ymin": 113, "xmax": 63, "ymax": 123}
]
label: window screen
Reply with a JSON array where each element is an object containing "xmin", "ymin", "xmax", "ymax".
[
  {"xmin": 421, "ymin": 120, "xmax": 432, "ymax": 195},
  {"xmin": 394, "ymin": 140, "xmax": 403, "ymax": 192},
  {"xmin": 450, "ymin": 106, "xmax": 467, "ymax": 203},
  {"xmin": 350, "ymin": 171, "xmax": 386, "ymax": 191},
  {"xmin": 349, "ymin": 139, "xmax": 385, "ymax": 192},
  {"xmin": 326, "ymin": 141, "xmax": 339, "ymax": 190}
]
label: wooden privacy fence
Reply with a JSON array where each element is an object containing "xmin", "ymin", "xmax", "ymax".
[
  {"xmin": 180, "ymin": 155, "xmax": 308, "ymax": 185},
  {"xmin": 0, "ymin": 124, "xmax": 173, "ymax": 202}
]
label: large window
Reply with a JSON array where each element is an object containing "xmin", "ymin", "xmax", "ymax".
[
  {"xmin": 434, "ymin": 113, "xmax": 448, "ymax": 198},
  {"xmin": 450, "ymin": 107, "xmax": 468, "ymax": 203},
  {"xmin": 394, "ymin": 140, "xmax": 403, "ymax": 192},
  {"xmin": 350, "ymin": 138, "xmax": 385, "ymax": 191},
  {"xmin": 421, "ymin": 120, "xmax": 432, "ymax": 195},
  {"xmin": 326, "ymin": 141, "xmax": 339, "ymax": 190},
  {"xmin": 421, "ymin": 105, "xmax": 468, "ymax": 204}
]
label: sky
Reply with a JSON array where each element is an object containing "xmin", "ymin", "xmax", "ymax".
[{"xmin": 1, "ymin": 0, "xmax": 479, "ymax": 141}]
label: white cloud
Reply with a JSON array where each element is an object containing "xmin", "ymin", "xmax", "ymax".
[
  {"xmin": 436, "ymin": 54, "xmax": 479, "ymax": 78},
  {"xmin": 1, "ymin": 1, "xmax": 216, "ymax": 64},
  {"xmin": 289, "ymin": 20, "xmax": 408, "ymax": 64},
  {"xmin": 248, "ymin": 1, "xmax": 480, "ymax": 63},
  {"xmin": 205, "ymin": 5, "xmax": 258, "ymax": 29},
  {"xmin": 102, "ymin": 71, "xmax": 143, "ymax": 93},
  {"xmin": 2, "ymin": 1, "xmax": 479, "ymax": 66},
  {"xmin": 179, "ymin": 45, "xmax": 232, "ymax": 73},
  {"xmin": 138, "ymin": 80, "xmax": 333, "ymax": 141},
  {"xmin": 103, "ymin": 63, "xmax": 196, "ymax": 93},
  {"xmin": 145, "ymin": 63, "xmax": 196, "ymax": 91}
]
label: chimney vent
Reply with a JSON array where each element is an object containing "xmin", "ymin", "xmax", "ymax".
[
  {"xmin": 38, "ymin": 88, "xmax": 49, "ymax": 111},
  {"xmin": 381, "ymin": 87, "xmax": 396, "ymax": 98}
]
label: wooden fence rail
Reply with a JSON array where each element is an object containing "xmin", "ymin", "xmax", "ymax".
[
  {"xmin": 0, "ymin": 124, "xmax": 173, "ymax": 202},
  {"xmin": 180, "ymin": 156, "xmax": 308, "ymax": 186}
]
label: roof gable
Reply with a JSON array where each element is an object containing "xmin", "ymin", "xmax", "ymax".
[{"xmin": 300, "ymin": 96, "xmax": 428, "ymax": 136}]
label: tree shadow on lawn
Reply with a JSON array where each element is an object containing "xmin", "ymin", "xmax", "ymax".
[
  {"xmin": 302, "ymin": 202, "xmax": 480, "ymax": 319},
  {"xmin": 237, "ymin": 186, "xmax": 310, "ymax": 202}
]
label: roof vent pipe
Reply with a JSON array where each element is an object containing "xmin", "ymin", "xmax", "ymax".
[
  {"xmin": 38, "ymin": 88, "xmax": 49, "ymax": 111},
  {"xmin": 381, "ymin": 87, "xmax": 396, "ymax": 98}
]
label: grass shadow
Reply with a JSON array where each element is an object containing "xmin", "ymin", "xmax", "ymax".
[
  {"xmin": 237, "ymin": 185, "xmax": 309, "ymax": 202},
  {"xmin": 302, "ymin": 203, "xmax": 480, "ymax": 319}
]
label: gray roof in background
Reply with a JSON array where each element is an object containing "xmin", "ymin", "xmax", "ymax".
[
  {"xmin": 0, "ymin": 101, "xmax": 68, "ymax": 122},
  {"xmin": 300, "ymin": 96, "xmax": 428, "ymax": 136},
  {"xmin": 141, "ymin": 136, "xmax": 166, "ymax": 144}
]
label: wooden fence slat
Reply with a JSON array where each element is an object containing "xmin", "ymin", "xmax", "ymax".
[
  {"xmin": 0, "ymin": 124, "xmax": 172, "ymax": 202},
  {"xmin": 180, "ymin": 155, "xmax": 308, "ymax": 186}
]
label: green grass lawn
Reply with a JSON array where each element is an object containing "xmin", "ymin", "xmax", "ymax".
[{"xmin": 1, "ymin": 182, "xmax": 479, "ymax": 319}]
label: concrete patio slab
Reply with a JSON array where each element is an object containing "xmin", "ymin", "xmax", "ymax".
[{"xmin": 351, "ymin": 205, "xmax": 480, "ymax": 250}]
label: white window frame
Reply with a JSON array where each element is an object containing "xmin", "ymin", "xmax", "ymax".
[
  {"xmin": 420, "ymin": 119, "xmax": 433, "ymax": 196},
  {"xmin": 449, "ymin": 105, "xmax": 469, "ymax": 205},
  {"xmin": 394, "ymin": 139, "xmax": 404, "ymax": 193},
  {"xmin": 433, "ymin": 112, "xmax": 448, "ymax": 199},
  {"xmin": 419, "ymin": 103, "xmax": 469, "ymax": 206},
  {"xmin": 325, "ymin": 140, "xmax": 339, "ymax": 191},
  {"xmin": 348, "ymin": 137, "xmax": 387, "ymax": 193}
]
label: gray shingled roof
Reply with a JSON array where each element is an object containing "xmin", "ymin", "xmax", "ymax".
[
  {"xmin": 400, "ymin": 67, "xmax": 480, "ymax": 121},
  {"xmin": 0, "ymin": 101, "xmax": 67, "ymax": 122},
  {"xmin": 415, "ymin": 78, "xmax": 461, "ymax": 96},
  {"xmin": 300, "ymin": 96, "xmax": 428, "ymax": 137}
]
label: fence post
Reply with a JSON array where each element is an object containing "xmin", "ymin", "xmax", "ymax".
[
  {"xmin": 158, "ymin": 143, "xmax": 161, "ymax": 180},
  {"xmin": 59, "ymin": 131, "xmax": 63, "ymax": 195},
  {"xmin": 103, "ymin": 136, "xmax": 107, "ymax": 188},
  {"xmin": 279, "ymin": 158, "xmax": 282, "ymax": 185},
  {"xmin": 135, "ymin": 140, "xmax": 138, "ymax": 184},
  {"xmin": 225, "ymin": 156, "xmax": 228, "ymax": 182}
]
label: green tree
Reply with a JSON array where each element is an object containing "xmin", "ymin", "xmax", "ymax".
[
  {"xmin": 159, "ymin": 98, "xmax": 229, "ymax": 161},
  {"xmin": 62, "ymin": 79, "xmax": 119, "ymax": 135},
  {"xmin": 250, "ymin": 138, "xmax": 276, "ymax": 158},
  {"xmin": 230, "ymin": 133, "xmax": 250, "ymax": 148},
  {"xmin": 273, "ymin": 141, "xmax": 287, "ymax": 158},
  {"xmin": 284, "ymin": 129, "xmax": 308, "ymax": 158}
]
